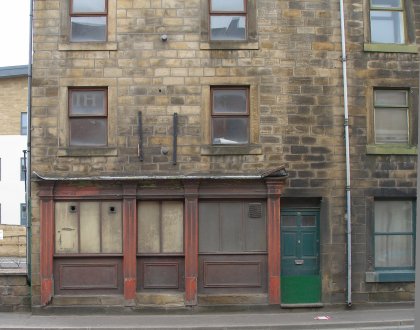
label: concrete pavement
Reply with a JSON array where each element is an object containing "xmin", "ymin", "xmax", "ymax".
[{"xmin": 0, "ymin": 303, "xmax": 414, "ymax": 329}]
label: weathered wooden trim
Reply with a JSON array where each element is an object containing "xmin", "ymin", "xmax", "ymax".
[
  {"xmin": 123, "ymin": 184, "xmax": 137, "ymax": 300},
  {"xmin": 184, "ymin": 180, "xmax": 199, "ymax": 306},
  {"xmin": 265, "ymin": 179, "xmax": 285, "ymax": 305},
  {"xmin": 39, "ymin": 182, "xmax": 55, "ymax": 306}
]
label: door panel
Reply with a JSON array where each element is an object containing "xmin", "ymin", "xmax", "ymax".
[{"xmin": 281, "ymin": 209, "xmax": 320, "ymax": 304}]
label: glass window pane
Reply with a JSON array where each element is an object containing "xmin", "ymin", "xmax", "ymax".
[
  {"xmin": 374, "ymin": 108, "xmax": 408, "ymax": 144},
  {"xmin": 213, "ymin": 89, "xmax": 247, "ymax": 114},
  {"xmin": 210, "ymin": 16, "xmax": 246, "ymax": 41},
  {"xmin": 245, "ymin": 202, "xmax": 266, "ymax": 252},
  {"xmin": 71, "ymin": 17, "xmax": 107, "ymax": 42},
  {"xmin": 371, "ymin": 0, "xmax": 402, "ymax": 9},
  {"xmin": 212, "ymin": 117, "xmax": 249, "ymax": 144},
  {"xmin": 370, "ymin": 11, "xmax": 404, "ymax": 44},
  {"xmin": 302, "ymin": 216, "xmax": 316, "ymax": 227},
  {"xmin": 138, "ymin": 201, "xmax": 160, "ymax": 253},
  {"xmin": 374, "ymin": 90, "xmax": 407, "ymax": 107},
  {"xmin": 282, "ymin": 216, "xmax": 297, "ymax": 227},
  {"xmin": 211, "ymin": 0, "xmax": 245, "ymax": 12},
  {"xmin": 20, "ymin": 204, "xmax": 27, "ymax": 226},
  {"xmin": 199, "ymin": 202, "xmax": 220, "ymax": 252},
  {"xmin": 70, "ymin": 90, "xmax": 106, "ymax": 115},
  {"xmin": 72, "ymin": 0, "xmax": 106, "ymax": 13},
  {"xmin": 55, "ymin": 202, "xmax": 79, "ymax": 253},
  {"xmin": 375, "ymin": 235, "xmax": 413, "ymax": 267},
  {"xmin": 70, "ymin": 118, "xmax": 107, "ymax": 146},
  {"xmin": 101, "ymin": 202, "xmax": 122, "ymax": 253},
  {"xmin": 79, "ymin": 202, "xmax": 100, "ymax": 253},
  {"xmin": 161, "ymin": 201, "xmax": 184, "ymax": 253},
  {"xmin": 374, "ymin": 200, "xmax": 412, "ymax": 233},
  {"xmin": 220, "ymin": 202, "xmax": 243, "ymax": 252},
  {"xmin": 21, "ymin": 112, "xmax": 28, "ymax": 135}
]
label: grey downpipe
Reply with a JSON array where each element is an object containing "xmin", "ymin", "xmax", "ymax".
[
  {"xmin": 339, "ymin": 0, "xmax": 352, "ymax": 307},
  {"xmin": 26, "ymin": 0, "xmax": 34, "ymax": 284}
]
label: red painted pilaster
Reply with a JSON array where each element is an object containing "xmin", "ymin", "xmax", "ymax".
[
  {"xmin": 39, "ymin": 183, "xmax": 55, "ymax": 306},
  {"xmin": 123, "ymin": 184, "xmax": 137, "ymax": 300},
  {"xmin": 184, "ymin": 180, "xmax": 199, "ymax": 306},
  {"xmin": 266, "ymin": 179, "xmax": 285, "ymax": 305}
]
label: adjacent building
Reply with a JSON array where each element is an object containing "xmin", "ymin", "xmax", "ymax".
[
  {"xmin": 29, "ymin": 0, "xmax": 419, "ymax": 309},
  {"xmin": 0, "ymin": 66, "xmax": 28, "ymax": 226}
]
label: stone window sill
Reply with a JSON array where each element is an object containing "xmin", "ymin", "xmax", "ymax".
[
  {"xmin": 364, "ymin": 43, "xmax": 418, "ymax": 53},
  {"xmin": 366, "ymin": 144, "xmax": 417, "ymax": 155},
  {"xmin": 58, "ymin": 147, "xmax": 118, "ymax": 157},
  {"xmin": 365, "ymin": 270, "xmax": 414, "ymax": 283},
  {"xmin": 200, "ymin": 41, "xmax": 259, "ymax": 50},
  {"xmin": 201, "ymin": 144, "xmax": 262, "ymax": 156},
  {"xmin": 58, "ymin": 42, "xmax": 118, "ymax": 51}
]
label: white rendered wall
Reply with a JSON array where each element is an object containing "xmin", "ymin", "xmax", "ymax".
[{"xmin": 0, "ymin": 135, "xmax": 26, "ymax": 225}]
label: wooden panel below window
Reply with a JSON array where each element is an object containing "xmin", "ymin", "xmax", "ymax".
[
  {"xmin": 137, "ymin": 257, "xmax": 185, "ymax": 291},
  {"xmin": 198, "ymin": 255, "xmax": 267, "ymax": 294},
  {"xmin": 54, "ymin": 258, "xmax": 123, "ymax": 295}
]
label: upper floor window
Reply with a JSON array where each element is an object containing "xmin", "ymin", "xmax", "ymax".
[
  {"xmin": 21, "ymin": 112, "xmax": 28, "ymax": 135},
  {"xmin": 69, "ymin": 88, "xmax": 108, "ymax": 147},
  {"xmin": 209, "ymin": 0, "xmax": 246, "ymax": 41},
  {"xmin": 20, "ymin": 157, "xmax": 26, "ymax": 181},
  {"xmin": 70, "ymin": 0, "xmax": 108, "ymax": 42},
  {"xmin": 211, "ymin": 87, "xmax": 249, "ymax": 145},
  {"xmin": 374, "ymin": 200, "xmax": 415, "ymax": 270},
  {"xmin": 370, "ymin": 0, "xmax": 405, "ymax": 44},
  {"xmin": 20, "ymin": 203, "xmax": 27, "ymax": 227},
  {"xmin": 374, "ymin": 89, "xmax": 409, "ymax": 144}
]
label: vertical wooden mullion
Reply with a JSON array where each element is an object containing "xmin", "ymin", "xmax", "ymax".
[
  {"xmin": 123, "ymin": 184, "xmax": 137, "ymax": 300},
  {"xmin": 77, "ymin": 202, "xmax": 81, "ymax": 253},
  {"xmin": 184, "ymin": 180, "xmax": 199, "ymax": 306},
  {"xmin": 159, "ymin": 202, "xmax": 163, "ymax": 253},
  {"xmin": 99, "ymin": 202, "xmax": 103, "ymax": 253},
  {"xmin": 265, "ymin": 179, "xmax": 285, "ymax": 305}
]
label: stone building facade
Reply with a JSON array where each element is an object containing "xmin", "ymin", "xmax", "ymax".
[{"xmin": 29, "ymin": 0, "xmax": 419, "ymax": 308}]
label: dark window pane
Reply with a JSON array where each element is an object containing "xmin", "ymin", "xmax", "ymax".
[
  {"xmin": 302, "ymin": 216, "xmax": 316, "ymax": 227},
  {"xmin": 70, "ymin": 90, "xmax": 106, "ymax": 115},
  {"xmin": 20, "ymin": 158, "xmax": 26, "ymax": 181},
  {"xmin": 71, "ymin": 17, "xmax": 106, "ymax": 42},
  {"xmin": 213, "ymin": 89, "xmax": 247, "ymax": 114},
  {"xmin": 371, "ymin": 0, "xmax": 402, "ymax": 8},
  {"xmin": 370, "ymin": 11, "xmax": 404, "ymax": 44},
  {"xmin": 210, "ymin": 16, "xmax": 246, "ymax": 41},
  {"xmin": 20, "ymin": 204, "xmax": 27, "ymax": 226},
  {"xmin": 211, "ymin": 0, "xmax": 245, "ymax": 12},
  {"xmin": 212, "ymin": 117, "xmax": 249, "ymax": 144},
  {"xmin": 70, "ymin": 118, "xmax": 107, "ymax": 146},
  {"xmin": 72, "ymin": 0, "xmax": 106, "ymax": 13},
  {"xmin": 282, "ymin": 216, "xmax": 297, "ymax": 227},
  {"xmin": 374, "ymin": 108, "xmax": 408, "ymax": 144}
]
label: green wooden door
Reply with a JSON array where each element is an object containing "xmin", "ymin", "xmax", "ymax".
[{"xmin": 281, "ymin": 209, "xmax": 321, "ymax": 304}]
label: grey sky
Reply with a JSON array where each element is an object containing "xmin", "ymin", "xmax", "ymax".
[{"xmin": 0, "ymin": 1, "xmax": 30, "ymax": 67}]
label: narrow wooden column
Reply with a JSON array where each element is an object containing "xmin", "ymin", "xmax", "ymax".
[
  {"xmin": 123, "ymin": 184, "xmax": 137, "ymax": 300},
  {"xmin": 266, "ymin": 179, "xmax": 284, "ymax": 305},
  {"xmin": 39, "ymin": 182, "xmax": 55, "ymax": 306},
  {"xmin": 184, "ymin": 180, "xmax": 199, "ymax": 306}
]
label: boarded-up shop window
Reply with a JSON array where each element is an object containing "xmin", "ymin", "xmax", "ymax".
[
  {"xmin": 55, "ymin": 201, "xmax": 122, "ymax": 254},
  {"xmin": 138, "ymin": 201, "xmax": 184, "ymax": 254},
  {"xmin": 199, "ymin": 201, "xmax": 266, "ymax": 253}
]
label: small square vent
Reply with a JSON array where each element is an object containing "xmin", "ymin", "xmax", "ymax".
[{"xmin": 248, "ymin": 203, "xmax": 262, "ymax": 218}]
